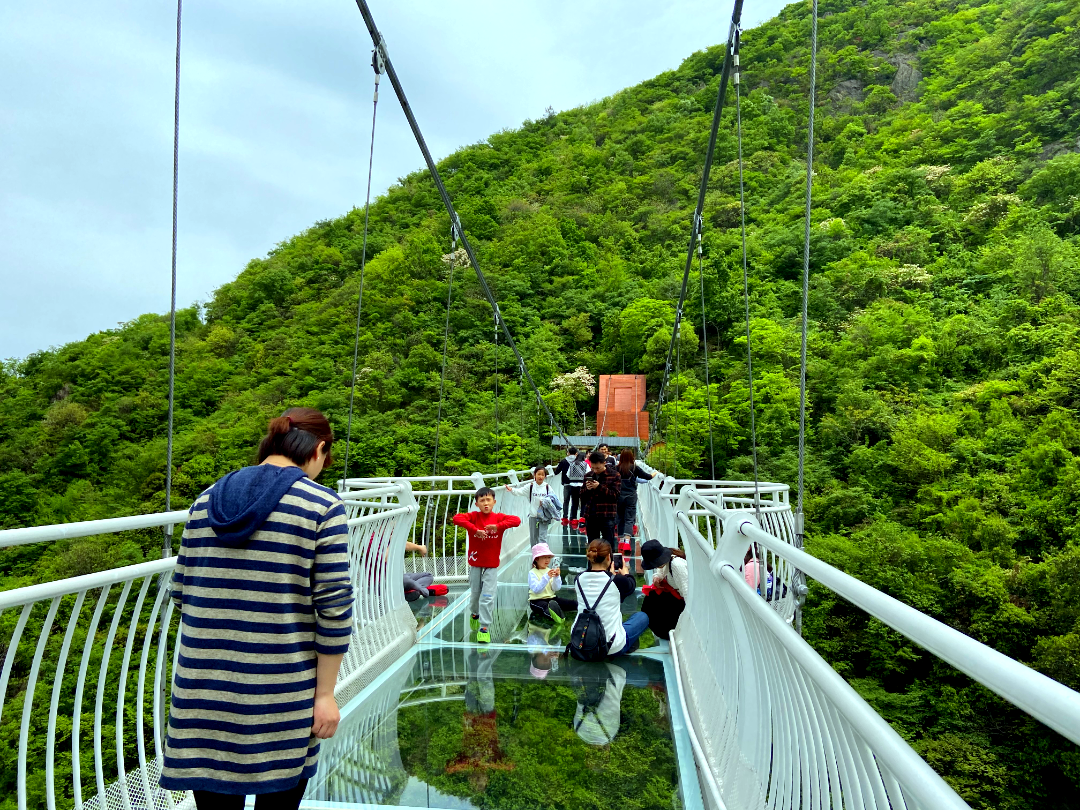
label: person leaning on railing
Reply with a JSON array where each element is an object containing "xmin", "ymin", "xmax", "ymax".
[{"xmin": 159, "ymin": 407, "xmax": 353, "ymax": 810}]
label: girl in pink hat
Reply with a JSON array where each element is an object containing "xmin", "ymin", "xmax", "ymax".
[{"xmin": 528, "ymin": 542, "xmax": 577, "ymax": 622}]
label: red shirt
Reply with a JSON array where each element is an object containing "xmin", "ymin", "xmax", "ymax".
[{"xmin": 452, "ymin": 511, "xmax": 522, "ymax": 568}]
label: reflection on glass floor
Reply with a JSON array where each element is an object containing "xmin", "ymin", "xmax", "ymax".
[{"xmin": 310, "ymin": 647, "xmax": 681, "ymax": 809}]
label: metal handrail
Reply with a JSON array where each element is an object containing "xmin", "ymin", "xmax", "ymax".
[
  {"xmin": 720, "ymin": 509, "xmax": 1080, "ymax": 748},
  {"xmin": 0, "ymin": 511, "xmax": 191, "ymax": 549},
  {"xmin": 1, "ymin": 480, "xmax": 423, "ymax": 810},
  {"xmin": 674, "ymin": 510, "xmax": 969, "ymax": 810}
]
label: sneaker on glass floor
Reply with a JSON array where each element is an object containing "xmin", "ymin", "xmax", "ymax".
[
  {"xmin": 547, "ymin": 600, "xmax": 565, "ymax": 624},
  {"xmin": 561, "ymin": 518, "xmax": 570, "ymax": 526},
  {"xmin": 477, "ymin": 627, "xmax": 491, "ymax": 643},
  {"xmin": 578, "ymin": 524, "xmax": 588, "ymax": 534},
  {"xmin": 569, "ymin": 518, "xmax": 580, "ymax": 528},
  {"xmin": 470, "ymin": 615, "xmax": 480, "ymax": 630}
]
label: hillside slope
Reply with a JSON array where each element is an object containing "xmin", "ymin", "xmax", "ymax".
[{"xmin": 1, "ymin": 0, "xmax": 1079, "ymax": 805}]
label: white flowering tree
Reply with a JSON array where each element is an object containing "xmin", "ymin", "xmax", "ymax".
[{"xmin": 545, "ymin": 366, "xmax": 596, "ymax": 429}]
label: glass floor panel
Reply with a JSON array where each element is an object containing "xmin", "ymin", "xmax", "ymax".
[
  {"xmin": 410, "ymin": 583, "xmax": 469, "ymax": 634},
  {"xmin": 310, "ymin": 647, "xmax": 684, "ymax": 810}
]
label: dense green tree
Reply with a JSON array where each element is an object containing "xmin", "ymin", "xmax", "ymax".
[{"xmin": 2, "ymin": 0, "xmax": 1080, "ymax": 805}]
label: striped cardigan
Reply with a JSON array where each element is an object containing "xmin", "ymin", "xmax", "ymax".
[{"xmin": 159, "ymin": 475, "xmax": 353, "ymax": 795}]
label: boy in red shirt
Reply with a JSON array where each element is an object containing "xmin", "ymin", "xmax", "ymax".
[{"xmin": 452, "ymin": 486, "xmax": 522, "ymax": 643}]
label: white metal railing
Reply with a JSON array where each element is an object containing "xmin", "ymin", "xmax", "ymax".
[
  {"xmin": 341, "ymin": 470, "xmax": 532, "ymax": 582},
  {"xmin": 0, "ymin": 511, "xmax": 191, "ymax": 550},
  {"xmin": 0, "ymin": 480, "xmax": 420, "ymax": 810},
  {"xmin": 672, "ymin": 498, "xmax": 970, "ymax": 810},
  {"xmin": 705, "ymin": 497, "xmax": 1080, "ymax": 750}
]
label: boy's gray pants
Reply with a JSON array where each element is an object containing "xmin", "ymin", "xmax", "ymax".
[
  {"xmin": 529, "ymin": 516, "xmax": 552, "ymax": 547},
  {"xmin": 469, "ymin": 565, "xmax": 498, "ymax": 627}
]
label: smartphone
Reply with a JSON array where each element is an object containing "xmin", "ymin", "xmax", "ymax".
[
  {"xmin": 612, "ymin": 553, "xmax": 624, "ymax": 571},
  {"xmin": 550, "ymin": 557, "xmax": 560, "ymax": 571}
]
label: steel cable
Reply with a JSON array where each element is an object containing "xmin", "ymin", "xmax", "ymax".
[
  {"xmin": 352, "ymin": 2, "xmax": 572, "ymax": 446},
  {"xmin": 698, "ymin": 238, "xmax": 716, "ymax": 480},
  {"xmin": 342, "ymin": 58, "xmax": 382, "ymax": 487},
  {"xmin": 797, "ymin": 0, "xmax": 819, "ymax": 535},
  {"xmin": 163, "ymin": 0, "xmax": 182, "ymax": 558},
  {"xmin": 494, "ymin": 306, "xmax": 500, "ymax": 468},
  {"xmin": 735, "ymin": 32, "xmax": 761, "ymax": 518},
  {"xmin": 647, "ymin": 0, "xmax": 746, "ymax": 451},
  {"xmin": 432, "ymin": 228, "xmax": 456, "ymax": 475}
]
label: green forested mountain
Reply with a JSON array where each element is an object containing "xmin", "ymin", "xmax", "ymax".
[{"xmin": 2, "ymin": 0, "xmax": 1079, "ymax": 806}]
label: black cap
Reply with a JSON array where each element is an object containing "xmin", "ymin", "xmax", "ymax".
[{"xmin": 640, "ymin": 539, "xmax": 673, "ymax": 570}]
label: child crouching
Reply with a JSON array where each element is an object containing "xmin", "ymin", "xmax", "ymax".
[
  {"xmin": 452, "ymin": 486, "xmax": 522, "ymax": 643},
  {"xmin": 528, "ymin": 542, "xmax": 577, "ymax": 623}
]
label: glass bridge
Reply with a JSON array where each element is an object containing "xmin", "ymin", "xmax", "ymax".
[{"xmin": 1, "ymin": 470, "xmax": 1078, "ymax": 810}]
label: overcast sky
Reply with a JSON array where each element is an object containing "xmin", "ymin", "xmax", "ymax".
[{"xmin": 0, "ymin": 0, "xmax": 788, "ymax": 362}]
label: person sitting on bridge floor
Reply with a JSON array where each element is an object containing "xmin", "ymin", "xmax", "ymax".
[
  {"xmin": 572, "ymin": 539, "xmax": 650, "ymax": 657},
  {"xmin": 639, "ymin": 539, "xmax": 688, "ymax": 640},
  {"xmin": 452, "ymin": 487, "xmax": 521, "ymax": 644},
  {"xmin": 580, "ymin": 451, "xmax": 621, "ymax": 546},
  {"xmin": 528, "ymin": 542, "xmax": 577, "ymax": 623},
  {"xmin": 402, "ymin": 541, "xmax": 449, "ymax": 602},
  {"xmin": 504, "ymin": 464, "xmax": 561, "ymax": 546}
]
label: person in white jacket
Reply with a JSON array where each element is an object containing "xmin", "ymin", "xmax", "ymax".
[{"xmin": 505, "ymin": 465, "xmax": 558, "ymax": 547}]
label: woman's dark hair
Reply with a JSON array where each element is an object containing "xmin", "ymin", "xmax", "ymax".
[
  {"xmin": 618, "ymin": 449, "xmax": 636, "ymax": 476},
  {"xmin": 257, "ymin": 407, "xmax": 334, "ymax": 467},
  {"xmin": 586, "ymin": 539, "xmax": 611, "ymax": 568},
  {"xmin": 575, "ymin": 450, "xmax": 587, "ymax": 462}
]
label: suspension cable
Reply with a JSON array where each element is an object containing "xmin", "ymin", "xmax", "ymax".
[
  {"xmin": 342, "ymin": 51, "xmax": 383, "ymax": 488},
  {"xmin": 735, "ymin": 30, "xmax": 761, "ymax": 518},
  {"xmin": 352, "ymin": 1, "xmax": 571, "ymax": 447},
  {"xmin": 163, "ymin": 0, "xmax": 182, "ymax": 558},
  {"xmin": 698, "ymin": 235, "xmax": 716, "ymax": 480},
  {"xmin": 431, "ymin": 225, "xmax": 457, "ymax": 475},
  {"xmin": 648, "ymin": 0, "xmax": 745, "ymax": 451},
  {"xmin": 797, "ymin": 0, "xmax": 820, "ymax": 536},
  {"xmin": 674, "ymin": 334, "xmax": 681, "ymax": 476},
  {"xmin": 494, "ymin": 304, "xmax": 500, "ymax": 468}
]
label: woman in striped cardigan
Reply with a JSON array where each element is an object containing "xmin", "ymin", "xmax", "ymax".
[{"xmin": 159, "ymin": 408, "xmax": 353, "ymax": 809}]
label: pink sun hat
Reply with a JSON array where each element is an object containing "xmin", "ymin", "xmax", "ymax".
[{"xmin": 531, "ymin": 542, "xmax": 554, "ymax": 561}]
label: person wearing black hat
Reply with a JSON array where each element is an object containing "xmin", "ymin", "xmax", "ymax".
[{"xmin": 639, "ymin": 539, "xmax": 689, "ymax": 640}]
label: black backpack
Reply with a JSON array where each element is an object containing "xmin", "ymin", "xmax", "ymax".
[{"xmin": 567, "ymin": 574, "xmax": 614, "ymax": 662}]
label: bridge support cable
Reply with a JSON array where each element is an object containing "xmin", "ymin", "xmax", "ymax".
[
  {"xmin": 431, "ymin": 225, "xmax": 457, "ymax": 475},
  {"xmin": 648, "ymin": 0, "xmax": 745, "ymax": 452},
  {"xmin": 351, "ymin": 0, "xmax": 571, "ymax": 448},
  {"xmin": 734, "ymin": 32, "xmax": 761, "ymax": 519},
  {"xmin": 796, "ymin": 0, "xmax": 820, "ymax": 538},
  {"xmin": 163, "ymin": 0, "xmax": 183, "ymax": 558},
  {"xmin": 342, "ymin": 50, "xmax": 384, "ymax": 488},
  {"xmin": 697, "ymin": 238, "xmax": 716, "ymax": 480},
  {"xmin": 494, "ymin": 305, "xmax": 500, "ymax": 466}
]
